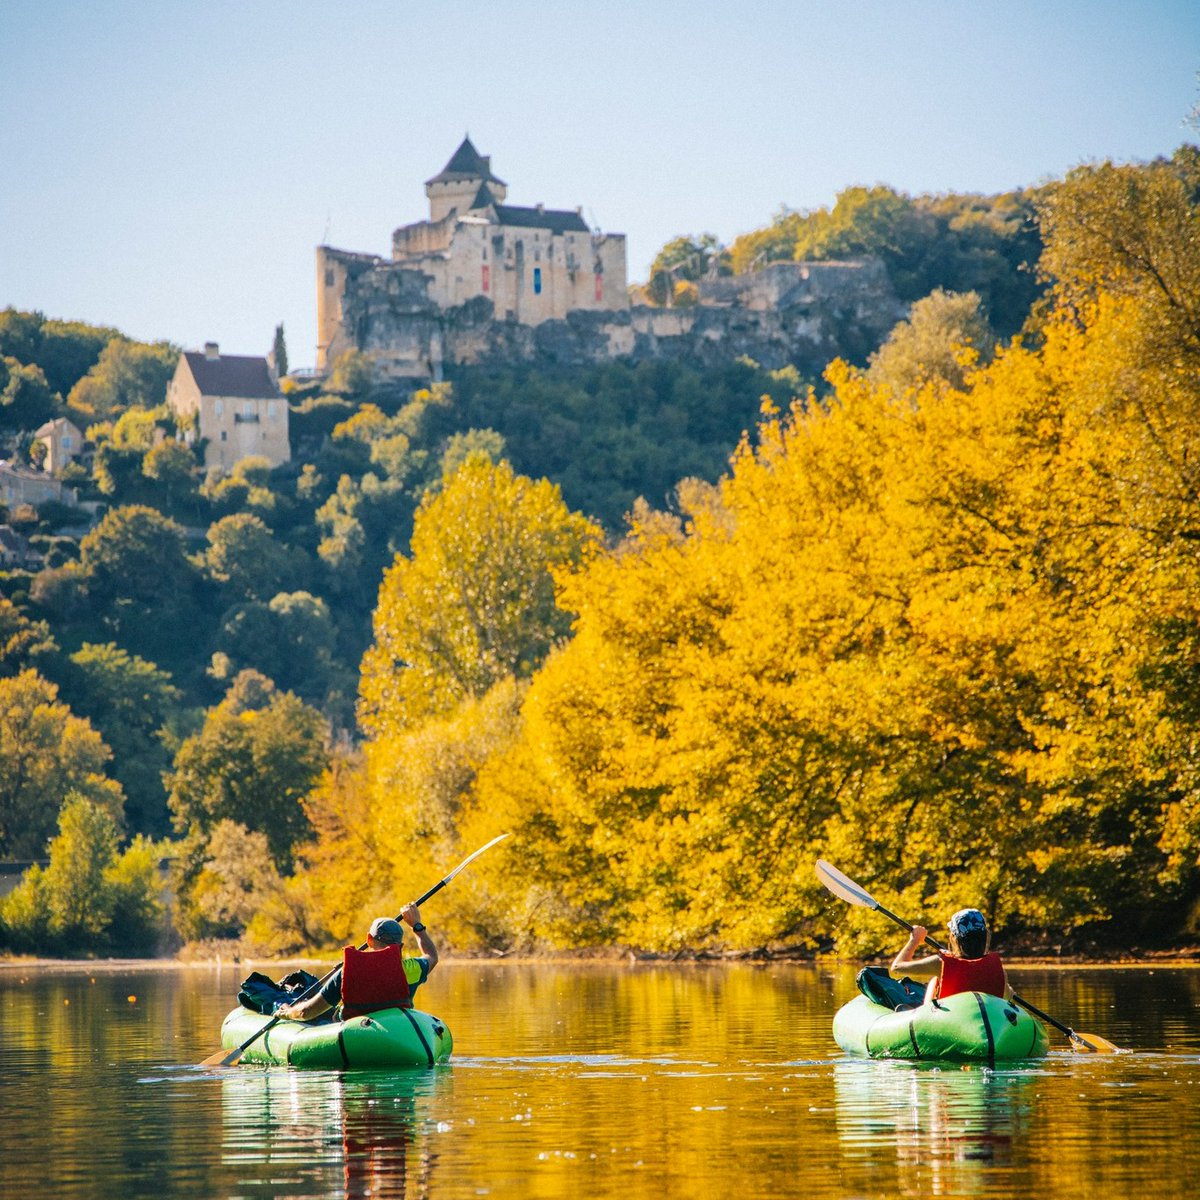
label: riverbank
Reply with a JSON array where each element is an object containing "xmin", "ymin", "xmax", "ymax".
[{"xmin": 4, "ymin": 944, "xmax": 1200, "ymax": 969}]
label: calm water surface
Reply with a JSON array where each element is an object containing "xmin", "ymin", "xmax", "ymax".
[{"xmin": 1, "ymin": 959, "xmax": 1199, "ymax": 1198}]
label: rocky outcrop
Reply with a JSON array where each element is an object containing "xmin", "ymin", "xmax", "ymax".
[{"xmin": 330, "ymin": 252, "xmax": 905, "ymax": 380}]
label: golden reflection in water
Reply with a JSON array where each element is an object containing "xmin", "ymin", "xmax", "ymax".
[
  {"xmin": 221, "ymin": 1067, "xmax": 447, "ymax": 1199},
  {"xmin": 834, "ymin": 1059, "xmax": 1035, "ymax": 1197}
]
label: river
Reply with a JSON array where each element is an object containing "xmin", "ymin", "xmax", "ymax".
[{"xmin": 1, "ymin": 959, "xmax": 1198, "ymax": 1197}]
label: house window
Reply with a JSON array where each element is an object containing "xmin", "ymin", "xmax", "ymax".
[
  {"xmin": 215, "ymin": 400, "xmax": 224, "ymax": 417},
  {"xmin": 268, "ymin": 402, "xmax": 277, "ymax": 419},
  {"xmin": 62, "ymin": 436, "xmax": 72, "ymax": 449},
  {"xmin": 220, "ymin": 431, "xmax": 227, "ymax": 441},
  {"xmin": 533, "ymin": 267, "xmax": 542, "ymax": 295},
  {"xmin": 482, "ymin": 265, "xmax": 490, "ymax": 292}
]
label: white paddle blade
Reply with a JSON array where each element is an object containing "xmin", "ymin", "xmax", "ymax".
[
  {"xmin": 814, "ymin": 859, "xmax": 880, "ymax": 910},
  {"xmin": 442, "ymin": 832, "xmax": 511, "ymax": 884}
]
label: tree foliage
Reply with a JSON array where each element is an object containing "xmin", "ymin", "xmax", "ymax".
[
  {"xmin": 67, "ymin": 338, "xmax": 177, "ymax": 422},
  {"xmin": 0, "ymin": 670, "xmax": 122, "ymax": 858},
  {"xmin": 723, "ymin": 184, "xmax": 1045, "ymax": 338},
  {"xmin": 360, "ymin": 454, "xmax": 600, "ymax": 734},
  {"xmin": 307, "ymin": 147, "xmax": 1200, "ymax": 954},
  {"xmin": 0, "ymin": 795, "xmax": 164, "ymax": 955},
  {"xmin": 166, "ymin": 671, "xmax": 329, "ymax": 870},
  {"xmin": 58, "ymin": 642, "xmax": 182, "ymax": 839}
]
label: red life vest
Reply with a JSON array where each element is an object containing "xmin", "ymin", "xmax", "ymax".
[
  {"xmin": 936, "ymin": 950, "xmax": 1006, "ymax": 999},
  {"xmin": 340, "ymin": 944, "xmax": 412, "ymax": 1018}
]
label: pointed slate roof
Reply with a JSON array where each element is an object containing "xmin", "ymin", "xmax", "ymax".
[
  {"xmin": 469, "ymin": 182, "xmax": 498, "ymax": 211},
  {"xmin": 426, "ymin": 136, "xmax": 506, "ymax": 187}
]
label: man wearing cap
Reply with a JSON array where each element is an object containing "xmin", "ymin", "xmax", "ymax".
[
  {"xmin": 276, "ymin": 903, "xmax": 438, "ymax": 1021},
  {"xmin": 889, "ymin": 907, "xmax": 1012, "ymax": 1007}
]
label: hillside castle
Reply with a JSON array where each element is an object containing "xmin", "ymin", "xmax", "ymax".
[{"xmin": 316, "ymin": 138, "xmax": 904, "ymax": 381}]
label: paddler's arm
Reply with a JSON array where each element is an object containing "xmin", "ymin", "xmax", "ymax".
[
  {"xmin": 890, "ymin": 925, "xmax": 939, "ymax": 975},
  {"xmin": 401, "ymin": 903, "xmax": 439, "ymax": 970},
  {"xmin": 276, "ymin": 970, "xmax": 340, "ymax": 1021}
]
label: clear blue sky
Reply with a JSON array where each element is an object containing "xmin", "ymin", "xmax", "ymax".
[{"xmin": 2, "ymin": 1, "xmax": 1197, "ymax": 371}]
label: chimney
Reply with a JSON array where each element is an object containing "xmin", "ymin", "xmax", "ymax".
[{"xmin": 204, "ymin": 342, "xmax": 219, "ymax": 360}]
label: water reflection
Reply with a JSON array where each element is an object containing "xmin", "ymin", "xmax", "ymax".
[
  {"xmin": 834, "ymin": 1059, "xmax": 1039, "ymax": 1197},
  {"xmin": 221, "ymin": 1067, "xmax": 449, "ymax": 1199}
]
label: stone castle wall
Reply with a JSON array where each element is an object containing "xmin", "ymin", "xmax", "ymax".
[{"xmin": 318, "ymin": 247, "xmax": 905, "ymax": 381}]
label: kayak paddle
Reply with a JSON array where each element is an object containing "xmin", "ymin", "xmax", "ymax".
[
  {"xmin": 814, "ymin": 858, "xmax": 1120, "ymax": 1053},
  {"xmin": 201, "ymin": 832, "xmax": 511, "ymax": 1068}
]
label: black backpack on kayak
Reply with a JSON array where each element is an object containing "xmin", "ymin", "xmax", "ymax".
[
  {"xmin": 237, "ymin": 969, "xmax": 326, "ymax": 1016},
  {"xmin": 856, "ymin": 966, "xmax": 926, "ymax": 1010}
]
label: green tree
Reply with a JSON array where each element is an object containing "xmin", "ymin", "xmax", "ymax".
[
  {"xmin": 327, "ymin": 349, "xmax": 373, "ymax": 398},
  {"xmin": 203, "ymin": 512, "xmax": 307, "ymax": 602},
  {"xmin": 0, "ymin": 596, "xmax": 56, "ymax": 677},
  {"xmin": 0, "ymin": 359, "xmax": 57, "ymax": 431},
  {"xmin": 78, "ymin": 504, "xmax": 202, "ymax": 665},
  {"xmin": 272, "ymin": 323, "xmax": 289, "ymax": 378},
  {"xmin": 59, "ymin": 643, "xmax": 182, "ymax": 839},
  {"xmin": 436, "ymin": 428, "xmax": 506, "ymax": 481},
  {"xmin": 645, "ymin": 234, "xmax": 729, "ymax": 305},
  {"xmin": 728, "ymin": 207, "xmax": 806, "ymax": 275},
  {"xmin": 166, "ymin": 671, "xmax": 329, "ymax": 869},
  {"xmin": 110, "ymin": 405, "xmax": 161, "ymax": 449},
  {"xmin": 143, "ymin": 438, "xmax": 199, "ymax": 509},
  {"xmin": 360, "ymin": 454, "xmax": 600, "ymax": 734},
  {"xmin": 80, "ymin": 504, "xmax": 193, "ymax": 608},
  {"xmin": 171, "ymin": 819, "xmax": 281, "ymax": 941},
  {"xmin": 213, "ymin": 590, "xmax": 341, "ymax": 703},
  {"xmin": 0, "ymin": 795, "xmax": 164, "ymax": 955},
  {"xmin": 867, "ymin": 289, "xmax": 996, "ymax": 394},
  {"xmin": 67, "ymin": 339, "xmax": 177, "ymax": 421},
  {"xmin": 0, "ymin": 670, "xmax": 122, "ymax": 857},
  {"xmin": 0, "ymin": 309, "xmax": 118, "ymax": 396}
]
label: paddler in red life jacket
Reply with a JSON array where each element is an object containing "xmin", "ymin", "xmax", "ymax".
[
  {"xmin": 889, "ymin": 907, "xmax": 1011, "ymax": 1007},
  {"xmin": 275, "ymin": 905, "xmax": 439, "ymax": 1022}
]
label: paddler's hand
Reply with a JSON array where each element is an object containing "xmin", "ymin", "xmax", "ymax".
[
  {"xmin": 910, "ymin": 926, "xmax": 927, "ymax": 946},
  {"xmin": 400, "ymin": 903, "xmax": 423, "ymax": 928}
]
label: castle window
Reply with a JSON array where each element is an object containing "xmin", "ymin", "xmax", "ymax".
[
  {"xmin": 533, "ymin": 267, "xmax": 542, "ymax": 294},
  {"xmin": 482, "ymin": 265, "xmax": 490, "ymax": 292},
  {"xmin": 325, "ymin": 268, "xmax": 335, "ymax": 286}
]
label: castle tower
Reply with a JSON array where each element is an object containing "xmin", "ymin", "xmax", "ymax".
[{"xmin": 424, "ymin": 135, "xmax": 508, "ymax": 222}]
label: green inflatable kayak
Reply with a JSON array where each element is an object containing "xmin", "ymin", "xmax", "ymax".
[
  {"xmin": 219, "ymin": 1006, "xmax": 453, "ymax": 1069},
  {"xmin": 833, "ymin": 992, "xmax": 1048, "ymax": 1064}
]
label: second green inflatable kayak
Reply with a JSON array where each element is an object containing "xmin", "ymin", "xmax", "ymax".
[
  {"xmin": 220, "ymin": 1005, "xmax": 453, "ymax": 1069},
  {"xmin": 833, "ymin": 991, "xmax": 1048, "ymax": 1063}
]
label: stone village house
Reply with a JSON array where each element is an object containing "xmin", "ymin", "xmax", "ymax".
[
  {"xmin": 33, "ymin": 417, "xmax": 85, "ymax": 474},
  {"xmin": 166, "ymin": 343, "xmax": 290, "ymax": 471}
]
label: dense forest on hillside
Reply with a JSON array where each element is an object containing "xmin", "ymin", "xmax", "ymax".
[
  {"xmin": 3, "ymin": 150, "xmax": 1199, "ymax": 959},
  {"xmin": 639, "ymin": 183, "xmax": 1046, "ymax": 341}
]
